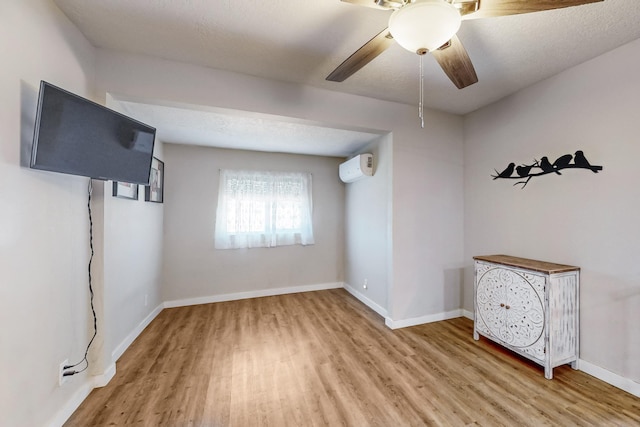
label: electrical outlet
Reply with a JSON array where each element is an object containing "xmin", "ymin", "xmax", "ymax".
[
  {"xmin": 59, "ymin": 359, "xmax": 69, "ymax": 386},
  {"xmin": 363, "ymin": 278, "xmax": 368, "ymax": 290}
]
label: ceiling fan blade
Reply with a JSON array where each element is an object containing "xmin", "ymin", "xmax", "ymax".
[
  {"xmin": 463, "ymin": 0, "xmax": 603, "ymax": 20},
  {"xmin": 340, "ymin": 0, "xmax": 398, "ymax": 10},
  {"xmin": 326, "ymin": 28, "xmax": 395, "ymax": 82},
  {"xmin": 431, "ymin": 35, "xmax": 478, "ymax": 89}
]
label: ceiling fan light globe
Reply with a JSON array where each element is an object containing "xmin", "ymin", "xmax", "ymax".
[{"xmin": 389, "ymin": 0, "xmax": 462, "ymax": 54}]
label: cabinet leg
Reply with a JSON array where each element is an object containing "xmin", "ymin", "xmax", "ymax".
[
  {"xmin": 473, "ymin": 330, "xmax": 479, "ymax": 341},
  {"xmin": 545, "ymin": 367, "xmax": 553, "ymax": 380},
  {"xmin": 570, "ymin": 360, "xmax": 578, "ymax": 370}
]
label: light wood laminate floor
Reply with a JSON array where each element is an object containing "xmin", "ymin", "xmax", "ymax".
[{"xmin": 65, "ymin": 289, "xmax": 639, "ymax": 426}]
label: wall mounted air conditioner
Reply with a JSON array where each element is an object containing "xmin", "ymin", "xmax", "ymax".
[{"xmin": 339, "ymin": 153, "xmax": 373, "ymax": 183}]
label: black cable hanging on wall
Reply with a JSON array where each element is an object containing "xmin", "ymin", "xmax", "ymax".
[{"xmin": 62, "ymin": 179, "xmax": 98, "ymax": 377}]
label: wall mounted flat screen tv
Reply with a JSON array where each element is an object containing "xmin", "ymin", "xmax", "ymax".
[{"xmin": 31, "ymin": 81, "xmax": 156, "ymax": 185}]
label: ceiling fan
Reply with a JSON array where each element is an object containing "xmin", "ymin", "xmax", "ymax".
[{"xmin": 326, "ymin": 0, "xmax": 604, "ymax": 90}]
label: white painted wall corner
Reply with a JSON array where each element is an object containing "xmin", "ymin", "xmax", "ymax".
[
  {"xmin": 111, "ymin": 303, "xmax": 164, "ymax": 362},
  {"xmin": 46, "ymin": 362, "xmax": 116, "ymax": 427},
  {"xmin": 343, "ymin": 282, "xmax": 388, "ymax": 318},
  {"xmin": 385, "ymin": 309, "xmax": 465, "ymax": 330}
]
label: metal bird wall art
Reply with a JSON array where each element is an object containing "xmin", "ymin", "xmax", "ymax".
[{"xmin": 492, "ymin": 150, "xmax": 603, "ymax": 188}]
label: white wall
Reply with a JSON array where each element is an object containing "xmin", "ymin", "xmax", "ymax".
[
  {"xmin": 464, "ymin": 38, "xmax": 640, "ymax": 384},
  {"xmin": 101, "ymin": 98, "xmax": 165, "ymax": 365},
  {"xmin": 0, "ymin": 1, "xmax": 97, "ymax": 426},
  {"xmin": 344, "ymin": 135, "xmax": 392, "ymax": 316},
  {"xmin": 391, "ymin": 118, "xmax": 465, "ymax": 324},
  {"xmin": 3, "ymin": 3, "xmax": 636, "ymax": 423},
  {"xmin": 0, "ymin": 6, "xmax": 462, "ymax": 422},
  {"xmin": 161, "ymin": 144, "xmax": 344, "ymax": 302},
  {"xmin": 94, "ymin": 50, "xmax": 465, "ymax": 324},
  {"xmin": 101, "ymin": 145, "xmax": 164, "ymax": 364}
]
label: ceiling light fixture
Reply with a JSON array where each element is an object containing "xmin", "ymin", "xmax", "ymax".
[
  {"xmin": 389, "ymin": 0, "xmax": 462, "ymax": 128},
  {"xmin": 388, "ymin": 0, "xmax": 462, "ymax": 54}
]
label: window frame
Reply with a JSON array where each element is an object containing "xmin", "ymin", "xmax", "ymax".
[{"xmin": 214, "ymin": 169, "xmax": 314, "ymax": 249}]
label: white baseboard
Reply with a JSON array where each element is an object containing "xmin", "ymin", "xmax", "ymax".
[
  {"xmin": 343, "ymin": 282, "xmax": 388, "ymax": 318},
  {"xmin": 47, "ymin": 380, "xmax": 93, "ymax": 427},
  {"xmin": 46, "ymin": 362, "xmax": 116, "ymax": 427},
  {"xmin": 385, "ymin": 309, "xmax": 464, "ymax": 330},
  {"xmin": 93, "ymin": 362, "xmax": 116, "ymax": 388},
  {"xmin": 164, "ymin": 282, "xmax": 344, "ymax": 308},
  {"xmin": 50, "ymin": 302, "xmax": 157, "ymax": 427},
  {"xmin": 578, "ymin": 359, "xmax": 640, "ymax": 398},
  {"xmin": 459, "ymin": 311, "xmax": 638, "ymax": 397},
  {"xmin": 112, "ymin": 303, "xmax": 164, "ymax": 362}
]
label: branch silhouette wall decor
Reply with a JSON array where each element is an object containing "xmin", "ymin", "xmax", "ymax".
[{"xmin": 492, "ymin": 150, "xmax": 603, "ymax": 188}]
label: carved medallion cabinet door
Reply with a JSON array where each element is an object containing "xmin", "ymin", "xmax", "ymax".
[
  {"xmin": 475, "ymin": 266, "xmax": 546, "ymax": 362},
  {"xmin": 473, "ymin": 255, "xmax": 580, "ymax": 380}
]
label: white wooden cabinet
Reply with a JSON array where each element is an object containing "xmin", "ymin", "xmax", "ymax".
[{"xmin": 473, "ymin": 255, "xmax": 580, "ymax": 379}]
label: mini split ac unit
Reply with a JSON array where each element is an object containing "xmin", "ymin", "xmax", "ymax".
[{"xmin": 339, "ymin": 153, "xmax": 373, "ymax": 183}]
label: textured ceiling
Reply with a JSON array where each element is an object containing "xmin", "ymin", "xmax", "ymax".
[
  {"xmin": 54, "ymin": 0, "xmax": 640, "ymax": 156},
  {"xmin": 113, "ymin": 99, "xmax": 384, "ymax": 157}
]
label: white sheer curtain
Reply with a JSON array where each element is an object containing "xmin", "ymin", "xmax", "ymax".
[{"xmin": 214, "ymin": 169, "xmax": 314, "ymax": 249}]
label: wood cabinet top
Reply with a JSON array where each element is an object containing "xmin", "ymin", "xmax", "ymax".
[{"xmin": 473, "ymin": 255, "xmax": 580, "ymax": 274}]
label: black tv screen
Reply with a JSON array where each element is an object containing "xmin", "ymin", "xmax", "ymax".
[{"xmin": 31, "ymin": 81, "xmax": 156, "ymax": 185}]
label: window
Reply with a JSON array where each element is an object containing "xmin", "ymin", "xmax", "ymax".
[{"xmin": 214, "ymin": 169, "xmax": 314, "ymax": 249}]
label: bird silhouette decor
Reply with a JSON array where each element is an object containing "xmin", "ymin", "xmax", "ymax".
[{"xmin": 492, "ymin": 151, "xmax": 602, "ymax": 188}]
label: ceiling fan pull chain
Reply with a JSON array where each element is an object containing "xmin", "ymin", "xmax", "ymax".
[{"xmin": 419, "ymin": 52, "xmax": 425, "ymax": 129}]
